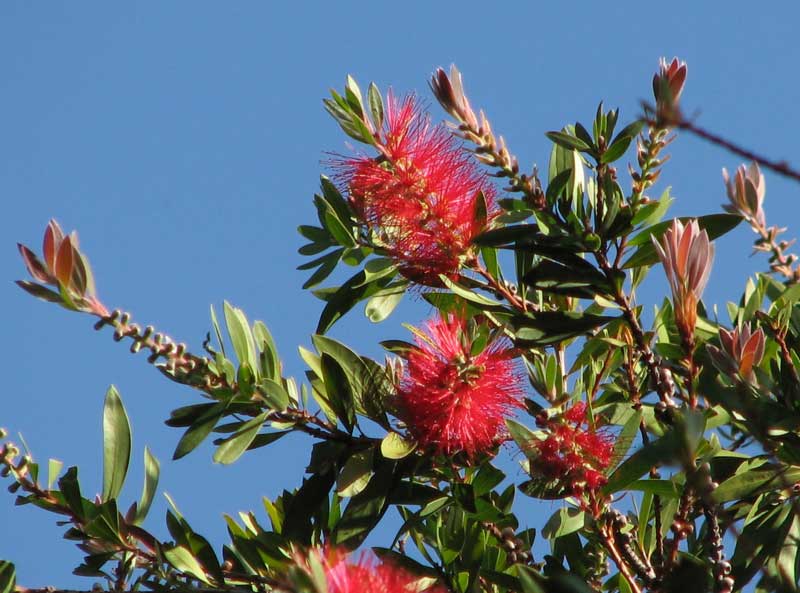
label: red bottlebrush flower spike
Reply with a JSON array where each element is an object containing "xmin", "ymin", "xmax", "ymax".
[
  {"xmin": 530, "ymin": 404, "xmax": 614, "ymax": 497},
  {"xmin": 301, "ymin": 548, "xmax": 446, "ymax": 593},
  {"xmin": 397, "ymin": 314, "xmax": 523, "ymax": 458},
  {"xmin": 652, "ymin": 218, "xmax": 715, "ymax": 344},
  {"xmin": 337, "ymin": 93, "xmax": 495, "ymax": 286}
]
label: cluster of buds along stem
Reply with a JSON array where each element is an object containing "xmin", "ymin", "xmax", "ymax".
[
  {"xmin": 631, "ymin": 58, "xmax": 687, "ymax": 204},
  {"xmin": 430, "ymin": 65, "xmax": 543, "ymax": 207},
  {"xmin": 483, "ymin": 522, "xmax": 532, "ymax": 566},
  {"xmin": 653, "ymin": 219, "xmax": 715, "ymax": 347},
  {"xmin": 706, "ymin": 322, "xmax": 765, "ymax": 384},
  {"xmin": 17, "ymin": 219, "xmax": 108, "ymax": 316}
]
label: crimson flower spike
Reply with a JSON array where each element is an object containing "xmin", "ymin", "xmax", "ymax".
[
  {"xmin": 722, "ymin": 161, "xmax": 766, "ymax": 229},
  {"xmin": 17, "ymin": 219, "xmax": 108, "ymax": 316},
  {"xmin": 530, "ymin": 402, "xmax": 615, "ymax": 499},
  {"xmin": 652, "ymin": 219, "xmax": 715, "ymax": 345},
  {"xmin": 336, "ymin": 93, "xmax": 495, "ymax": 286},
  {"xmin": 298, "ymin": 547, "xmax": 447, "ymax": 593},
  {"xmin": 707, "ymin": 322, "xmax": 766, "ymax": 383},
  {"xmin": 396, "ymin": 313, "xmax": 523, "ymax": 459}
]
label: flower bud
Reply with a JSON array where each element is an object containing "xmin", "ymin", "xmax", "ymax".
[
  {"xmin": 652, "ymin": 219, "xmax": 715, "ymax": 344},
  {"xmin": 652, "ymin": 57, "xmax": 687, "ymax": 118},
  {"xmin": 722, "ymin": 162, "xmax": 766, "ymax": 228}
]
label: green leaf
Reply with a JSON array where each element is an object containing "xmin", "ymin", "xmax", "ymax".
[
  {"xmin": 439, "ymin": 274, "xmax": 499, "ymax": 307},
  {"xmin": 365, "ymin": 282, "xmax": 406, "ymax": 322},
  {"xmin": 611, "ymin": 409, "xmax": 642, "ymax": 470},
  {"xmin": 622, "ymin": 213, "xmax": 743, "ymax": 269},
  {"xmin": 381, "ymin": 432, "xmax": 417, "ymax": 459},
  {"xmin": 47, "ymin": 458, "xmax": 63, "ymax": 490},
  {"xmin": 631, "ymin": 187, "xmax": 673, "ymax": 227},
  {"xmin": 603, "ymin": 430, "xmax": 680, "ymax": 494},
  {"xmin": 522, "ymin": 259, "xmax": 612, "ymax": 298},
  {"xmin": 512, "ymin": 311, "xmax": 616, "ymax": 346},
  {"xmin": 337, "ymin": 448, "xmax": 374, "ymax": 498},
  {"xmin": 58, "ymin": 466, "xmax": 84, "ymax": 517},
  {"xmin": 334, "ymin": 461, "xmax": 394, "ymax": 547},
  {"xmin": 134, "ymin": 446, "xmax": 160, "ymax": 524},
  {"xmin": 600, "ymin": 135, "xmax": 633, "ymax": 164},
  {"xmin": 213, "ymin": 413, "xmax": 268, "ymax": 465},
  {"xmin": 367, "ymin": 82, "xmax": 384, "ymax": 130},
  {"xmin": 102, "ymin": 386, "xmax": 131, "ymax": 502},
  {"xmin": 628, "ymin": 479, "xmax": 680, "ymax": 498},
  {"xmin": 320, "ymin": 176, "xmax": 354, "ymax": 229},
  {"xmin": 320, "ymin": 353, "xmax": 356, "ymax": 431},
  {"xmin": 316, "ymin": 269, "xmax": 390, "ymax": 334},
  {"xmin": 542, "ymin": 506, "xmax": 585, "ymax": 539},
  {"xmin": 712, "ymin": 464, "xmax": 800, "ymax": 503},
  {"xmin": 546, "ymin": 131, "xmax": 591, "ymax": 152},
  {"xmin": 173, "ymin": 404, "xmax": 225, "ymax": 460},
  {"xmin": 164, "ymin": 545, "xmax": 210, "ymax": 584},
  {"xmin": 506, "ymin": 419, "xmax": 537, "ymax": 451},
  {"xmin": 0, "ymin": 562, "xmax": 15, "ymax": 593},
  {"xmin": 301, "ymin": 250, "xmax": 341, "ymax": 289},
  {"xmin": 259, "ymin": 378, "xmax": 291, "ymax": 411},
  {"xmin": 15, "ymin": 280, "xmax": 63, "ymax": 305},
  {"xmin": 223, "ymin": 301, "xmax": 258, "ymax": 374},
  {"xmin": 252, "ymin": 320, "xmax": 281, "ymax": 382},
  {"xmin": 473, "ymin": 224, "xmax": 540, "ymax": 247}
]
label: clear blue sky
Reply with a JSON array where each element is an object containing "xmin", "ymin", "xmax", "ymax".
[{"xmin": 3, "ymin": 1, "xmax": 799, "ymax": 586}]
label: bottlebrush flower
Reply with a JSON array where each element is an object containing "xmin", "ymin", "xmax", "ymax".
[
  {"xmin": 397, "ymin": 314, "xmax": 523, "ymax": 458},
  {"xmin": 652, "ymin": 219, "xmax": 715, "ymax": 344},
  {"xmin": 722, "ymin": 162, "xmax": 766, "ymax": 229},
  {"xmin": 652, "ymin": 57, "xmax": 687, "ymax": 118},
  {"xmin": 300, "ymin": 548, "xmax": 446, "ymax": 593},
  {"xmin": 707, "ymin": 322, "xmax": 765, "ymax": 382},
  {"xmin": 337, "ymin": 93, "xmax": 495, "ymax": 286},
  {"xmin": 530, "ymin": 403, "xmax": 614, "ymax": 497}
]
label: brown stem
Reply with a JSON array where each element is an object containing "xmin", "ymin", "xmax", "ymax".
[
  {"xmin": 599, "ymin": 520, "xmax": 643, "ymax": 593},
  {"xmin": 645, "ymin": 111, "xmax": 800, "ymax": 184},
  {"xmin": 596, "ymin": 252, "xmax": 676, "ymax": 410},
  {"xmin": 664, "ymin": 488, "xmax": 695, "ymax": 570}
]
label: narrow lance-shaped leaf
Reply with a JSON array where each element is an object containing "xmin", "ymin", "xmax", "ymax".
[
  {"xmin": 134, "ymin": 446, "xmax": 160, "ymax": 524},
  {"xmin": 102, "ymin": 386, "xmax": 132, "ymax": 502}
]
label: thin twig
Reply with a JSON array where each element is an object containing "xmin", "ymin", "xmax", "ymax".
[{"xmin": 645, "ymin": 111, "xmax": 800, "ymax": 183}]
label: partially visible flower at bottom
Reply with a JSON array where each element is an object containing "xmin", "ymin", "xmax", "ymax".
[
  {"xmin": 530, "ymin": 403, "xmax": 614, "ymax": 497},
  {"xmin": 300, "ymin": 548, "xmax": 447, "ymax": 593},
  {"xmin": 397, "ymin": 313, "xmax": 523, "ymax": 459}
]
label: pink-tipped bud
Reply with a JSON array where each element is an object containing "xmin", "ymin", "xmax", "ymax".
[
  {"xmin": 707, "ymin": 322, "xmax": 765, "ymax": 382},
  {"xmin": 653, "ymin": 57, "xmax": 688, "ymax": 118},
  {"xmin": 652, "ymin": 219, "xmax": 715, "ymax": 343},
  {"xmin": 722, "ymin": 162, "xmax": 766, "ymax": 228},
  {"xmin": 17, "ymin": 219, "xmax": 107, "ymax": 316}
]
